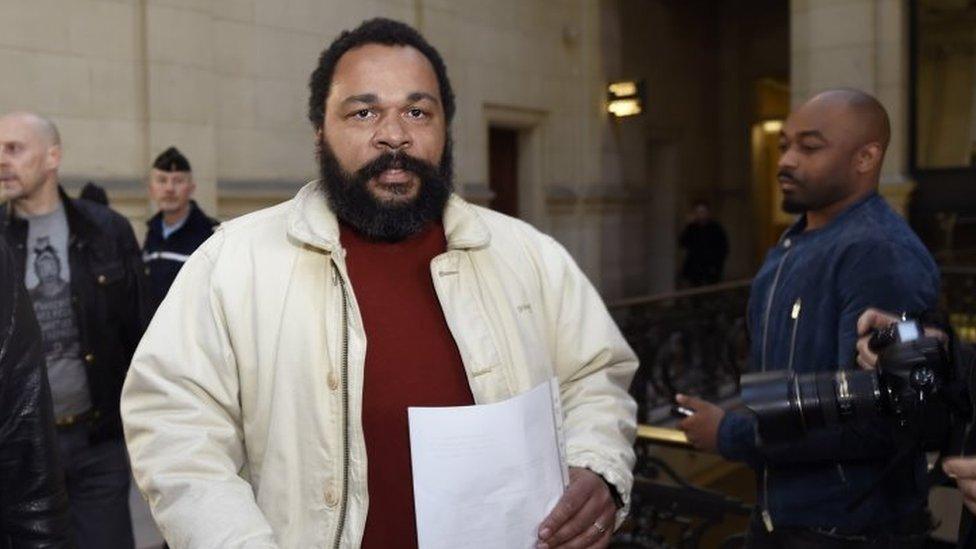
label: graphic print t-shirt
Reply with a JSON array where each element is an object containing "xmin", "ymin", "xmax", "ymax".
[{"xmin": 22, "ymin": 206, "xmax": 92, "ymax": 417}]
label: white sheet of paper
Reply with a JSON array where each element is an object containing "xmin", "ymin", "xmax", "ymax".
[{"xmin": 408, "ymin": 378, "xmax": 569, "ymax": 549}]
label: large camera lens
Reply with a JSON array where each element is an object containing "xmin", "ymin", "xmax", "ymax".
[{"xmin": 741, "ymin": 369, "xmax": 882, "ymax": 444}]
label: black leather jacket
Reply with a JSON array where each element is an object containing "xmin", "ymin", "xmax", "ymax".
[
  {"xmin": 0, "ymin": 239, "xmax": 73, "ymax": 548},
  {"xmin": 1, "ymin": 188, "xmax": 149, "ymax": 442}
]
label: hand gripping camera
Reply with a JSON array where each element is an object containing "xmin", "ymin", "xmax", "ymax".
[{"xmin": 741, "ymin": 319, "xmax": 962, "ymax": 451}]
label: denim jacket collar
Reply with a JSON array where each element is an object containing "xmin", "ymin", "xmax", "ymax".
[{"xmin": 781, "ymin": 191, "xmax": 882, "ymax": 244}]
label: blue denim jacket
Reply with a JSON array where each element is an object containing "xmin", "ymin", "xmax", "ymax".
[{"xmin": 718, "ymin": 192, "xmax": 940, "ymax": 533}]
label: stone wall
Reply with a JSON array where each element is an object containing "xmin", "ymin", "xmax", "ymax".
[{"xmin": 0, "ymin": 0, "xmax": 641, "ymax": 293}]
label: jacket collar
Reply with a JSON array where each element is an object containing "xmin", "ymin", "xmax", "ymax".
[
  {"xmin": 146, "ymin": 200, "xmax": 211, "ymax": 235},
  {"xmin": 783, "ymin": 191, "xmax": 882, "ymax": 242},
  {"xmin": 2, "ymin": 186, "xmax": 93, "ymax": 240},
  {"xmin": 286, "ymin": 180, "xmax": 491, "ymax": 253}
]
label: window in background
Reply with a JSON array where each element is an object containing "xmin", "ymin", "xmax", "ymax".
[{"xmin": 914, "ymin": 0, "xmax": 976, "ymax": 169}]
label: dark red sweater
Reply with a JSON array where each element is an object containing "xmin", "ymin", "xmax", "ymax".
[{"xmin": 340, "ymin": 221, "xmax": 474, "ymax": 549}]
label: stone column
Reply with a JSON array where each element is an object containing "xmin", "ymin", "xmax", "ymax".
[
  {"xmin": 142, "ymin": 0, "xmax": 218, "ymax": 215},
  {"xmin": 790, "ymin": 0, "xmax": 912, "ymax": 214}
]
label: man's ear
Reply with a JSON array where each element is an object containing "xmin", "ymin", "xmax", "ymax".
[
  {"xmin": 855, "ymin": 142, "xmax": 884, "ymax": 174},
  {"xmin": 46, "ymin": 144, "xmax": 62, "ymax": 171}
]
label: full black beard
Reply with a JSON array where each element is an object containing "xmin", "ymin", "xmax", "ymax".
[{"xmin": 317, "ymin": 137, "xmax": 453, "ymax": 242}]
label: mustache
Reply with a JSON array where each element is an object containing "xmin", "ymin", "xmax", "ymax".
[
  {"xmin": 777, "ymin": 169, "xmax": 800, "ymax": 185},
  {"xmin": 355, "ymin": 151, "xmax": 441, "ymax": 183}
]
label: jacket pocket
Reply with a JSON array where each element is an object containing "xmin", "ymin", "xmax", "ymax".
[{"xmin": 92, "ymin": 260, "xmax": 125, "ymax": 287}]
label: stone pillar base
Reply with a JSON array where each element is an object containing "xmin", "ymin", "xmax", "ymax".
[{"xmin": 879, "ymin": 175, "xmax": 915, "ymax": 218}]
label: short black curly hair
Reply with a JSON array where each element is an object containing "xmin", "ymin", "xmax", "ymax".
[{"xmin": 308, "ymin": 18, "xmax": 456, "ymax": 130}]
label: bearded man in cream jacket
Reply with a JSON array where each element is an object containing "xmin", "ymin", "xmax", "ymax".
[{"xmin": 121, "ymin": 18, "xmax": 638, "ymax": 549}]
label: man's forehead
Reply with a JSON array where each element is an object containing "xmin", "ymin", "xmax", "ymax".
[
  {"xmin": 329, "ymin": 44, "xmax": 440, "ymax": 101},
  {"xmin": 0, "ymin": 117, "xmax": 37, "ymax": 141},
  {"xmin": 785, "ymin": 100, "xmax": 850, "ymax": 136},
  {"xmin": 151, "ymin": 168, "xmax": 190, "ymax": 177}
]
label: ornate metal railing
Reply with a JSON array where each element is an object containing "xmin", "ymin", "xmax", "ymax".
[
  {"xmin": 608, "ymin": 282, "xmax": 754, "ymax": 548},
  {"xmin": 608, "ymin": 281, "xmax": 752, "ymax": 425}
]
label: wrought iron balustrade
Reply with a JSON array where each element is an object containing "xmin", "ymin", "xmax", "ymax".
[
  {"xmin": 608, "ymin": 280, "xmax": 752, "ymax": 425},
  {"xmin": 608, "ymin": 282, "xmax": 754, "ymax": 548}
]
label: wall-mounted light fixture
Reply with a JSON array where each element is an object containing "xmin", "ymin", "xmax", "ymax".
[
  {"xmin": 761, "ymin": 119, "xmax": 783, "ymax": 134},
  {"xmin": 607, "ymin": 80, "xmax": 644, "ymax": 118}
]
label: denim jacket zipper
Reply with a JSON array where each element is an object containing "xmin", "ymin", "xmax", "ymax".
[{"xmin": 760, "ymin": 238, "xmax": 793, "ymax": 532}]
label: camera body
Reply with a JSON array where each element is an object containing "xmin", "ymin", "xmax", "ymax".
[{"xmin": 741, "ymin": 320, "xmax": 953, "ymax": 450}]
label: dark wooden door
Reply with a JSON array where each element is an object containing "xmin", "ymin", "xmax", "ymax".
[{"xmin": 489, "ymin": 127, "xmax": 519, "ymax": 217}]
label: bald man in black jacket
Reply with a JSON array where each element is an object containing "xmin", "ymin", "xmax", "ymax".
[{"xmin": 0, "ymin": 237, "xmax": 72, "ymax": 548}]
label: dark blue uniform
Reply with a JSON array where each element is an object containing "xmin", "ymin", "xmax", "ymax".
[{"xmin": 142, "ymin": 201, "xmax": 217, "ymax": 312}]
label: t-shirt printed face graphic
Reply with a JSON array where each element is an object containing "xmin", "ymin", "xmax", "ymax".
[
  {"xmin": 22, "ymin": 206, "xmax": 91, "ymax": 417},
  {"xmin": 29, "ymin": 236, "xmax": 77, "ymax": 359}
]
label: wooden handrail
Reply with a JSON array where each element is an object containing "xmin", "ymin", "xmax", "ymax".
[
  {"xmin": 610, "ymin": 263, "xmax": 976, "ymax": 311},
  {"xmin": 942, "ymin": 265, "xmax": 976, "ymax": 275},
  {"xmin": 636, "ymin": 424, "xmax": 692, "ymax": 449},
  {"xmin": 607, "ymin": 279, "xmax": 753, "ymax": 310}
]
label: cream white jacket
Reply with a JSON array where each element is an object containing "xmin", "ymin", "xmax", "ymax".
[{"xmin": 121, "ymin": 182, "xmax": 638, "ymax": 548}]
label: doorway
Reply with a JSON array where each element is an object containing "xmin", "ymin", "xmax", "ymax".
[{"xmin": 488, "ymin": 126, "xmax": 520, "ymax": 217}]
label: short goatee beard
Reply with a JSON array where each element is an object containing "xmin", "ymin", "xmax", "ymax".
[
  {"xmin": 316, "ymin": 136, "xmax": 453, "ymax": 242},
  {"xmin": 781, "ymin": 197, "xmax": 806, "ymax": 214}
]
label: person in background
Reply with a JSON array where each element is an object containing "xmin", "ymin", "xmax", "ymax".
[
  {"xmin": 678, "ymin": 200, "xmax": 728, "ymax": 287},
  {"xmin": 78, "ymin": 182, "xmax": 108, "ymax": 206},
  {"xmin": 0, "ymin": 111, "xmax": 147, "ymax": 549},
  {"xmin": 142, "ymin": 146, "xmax": 218, "ymax": 312}
]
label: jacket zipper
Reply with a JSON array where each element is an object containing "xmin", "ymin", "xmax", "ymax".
[
  {"xmin": 331, "ymin": 261, "xmax": 351, "ymax": 549},
  {"xmin": 760, "ymin": 244, "xmax": 792, "ymax": 374},
  {"xmin": 759, "ymin": 240, "xmax": 792, "ymax": 532},
  {"xmin": 786, "ymin": 298, "xmax": 802, "ymax": 372}
]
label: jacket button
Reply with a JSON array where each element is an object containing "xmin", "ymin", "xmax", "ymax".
[
  {"xmin": 97, "ymin": 274, "xmax": 108, "ymax": 285},
  {"xmin": 327, "ymin": 371, "xmax": 339, "ymax": 391},
  {"xmin": 84, "ymin": 353, "xmax": 95, "ymax": 364},
  {"xmin": 324, "ymin": 488, "xmax": 339, "ymax": 507},
  {"xmin": 783, "ymin": 238, "xmax": 792, "ymax": 248},
  {"xmin": 144, "ymin": 267, "xmax": 150, "ymax": 276}
]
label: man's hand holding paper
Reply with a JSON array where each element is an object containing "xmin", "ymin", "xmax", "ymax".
[{"xmin": 536, "ymin": 467, "xmax": 615, "ymax": 549}]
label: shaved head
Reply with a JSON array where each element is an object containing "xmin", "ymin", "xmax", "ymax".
[
  {"xmin": 0, "ymin": 111, "xmax": 63, "ymax": 213},
  {"xmin": 776, "ymin": 88, "xmax": 891, "ymax": 229},
  {"xmin": 0, "ymin": 111, "xmax": 61, "ymax": 147},
  {"xmin": 806, "ymin": 88, "xmax": 890, "ymax": 151}
]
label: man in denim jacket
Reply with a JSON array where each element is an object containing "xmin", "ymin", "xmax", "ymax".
[{"xmin": 677, "ymin": 89, "xmax": 940, "ymax": 547}]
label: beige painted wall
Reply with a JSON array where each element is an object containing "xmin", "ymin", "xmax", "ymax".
[{"xmin": 0, "ymin": 0, "xmax": 636, "ymax": 291}]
